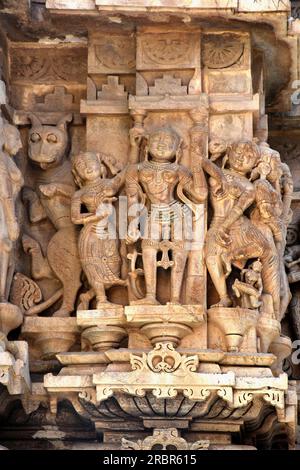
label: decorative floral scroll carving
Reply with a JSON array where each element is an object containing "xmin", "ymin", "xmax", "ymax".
[
  {"xmin": 263, "ymin": 389, "xmax": 285, "ymax": 409},
  {"xmin": 233, "ymin": 389, "xmax": 285, "ymax": 409},
  {"xmin": 122, "ymin": 428, "xmax": 210, "ymax": 450},
  {"xmin": 10, "ymin": 273, "xmax": 42, "ymax": 314},
  {"xmin": 131, "ymin": 342, "xmax": 198, "ymax": 374}
]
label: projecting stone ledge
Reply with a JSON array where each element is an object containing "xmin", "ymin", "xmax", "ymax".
[
  {"xmin": 46, "ymin": 0, "xmax": 290, "ymax": 13},
  {"xmin": 0, "ymin": 341, "xmax": 30, "ymax": 395}
]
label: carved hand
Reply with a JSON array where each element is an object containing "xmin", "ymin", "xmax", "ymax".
[
  {"xmin": 22, "ymin": 187, "xmax": 38, "ymax": 203},
  {"xmin": 215, "ymin": 226, "xmax": 232, "ymax": 247},
  {"xmin": 39, "ymin": 184, "xmax": 57, "ymax": 198},
  {"xmin": 129, "ymin": 127, "xmax": 145, "ymax": 147},
  {"xmin": 125, "ymin": 228, "xmax": 140, "ymax": 245}
]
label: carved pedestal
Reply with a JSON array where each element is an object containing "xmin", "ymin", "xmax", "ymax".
[
  {"xmin": 208, "ymin": 307, "xmax": 259, "ymax": 353},
  {"xmin": 0, "ymin": 303, "xmax": 23, "ymax": 336},
  {"xmin": 125, "ymin": 305, "xmax": 205, "ymax": 348},
  {"xmin": 21, "ymin": 318, "xmax": 79, "ymax": 360},
  {"xmin": 78, "ymin": 308, "xmax": 127, "ymax": 351}
]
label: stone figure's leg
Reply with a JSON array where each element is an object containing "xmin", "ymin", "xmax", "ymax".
[
  {"xmin": 47, "ymin": 228, "xmax": 81, "ymax": 317},
  {"xmin": 289, "ymin": 290, "xmax": 300, "ymax": 340},
  {"xmin": 170, "ymin": 249, "xmax": 188, "ymax": 304},
  {"xmin": 279, "ymin": 261, "xmax": 292, "ymax": 320},
  {"xmin": 260, "ymin": 249, "xmax": 281, "ymax": 320},
  {"xmin": 142, "ymin": 245, "xmax": 159, "ymax": 304},
  {"xmin": 206, "ymin": 254, "xmax": 232, "ymax": 307},
  {"xmin": 78, "ymin": 289, "xmax": 95, "ymax": 310},
  {"xmin": 131, "ymin": 243, "xmax": 159, "ymax": 305},
  {"xmin": 22, "ymin": 234, "xmax": 53, "ymax": 280},
  {"xmin": 204, "ymin": 228, "xmax": 232, "ymax": 307},
  {"xmin": 0, "ymin": 238, "xmax": 12, "ymax": 302}
]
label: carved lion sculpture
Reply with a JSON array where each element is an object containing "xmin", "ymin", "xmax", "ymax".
[{"xmin": 22, "ymin": 113, "xmax": 81, "ymax": 317}]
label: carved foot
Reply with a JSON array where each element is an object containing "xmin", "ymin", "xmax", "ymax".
[
  {"xmin": 130, "ymin": 296, "xmax": 160, "ymax": 306},
  {"xmin": 167, "ymin": 300, "xmax": 181, "ymax": 306},
  {"xmin": 211, "ymin": 297, "xmax": 233, "ymax": 308},
  {"xmin": 232, "ymin": 283, "xmax": 240, "ymax": 298},
  {"xmin": 78, "ymin": 289, "xmax": 95, "ymax": 310},
  {"xmin": 52, "ymin": 307, "xmax": 71, "ymax": 318},
  {"xmin": 96, "ymin": 300, "xmax": 122, "ymax": 309}
]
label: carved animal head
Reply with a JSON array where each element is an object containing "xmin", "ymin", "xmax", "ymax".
[{"xmin": 27, "ymin": 114, "xmax": 72, "ymax": 170}]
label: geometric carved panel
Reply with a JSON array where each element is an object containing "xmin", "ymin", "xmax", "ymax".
[
  {"xmin": 202, "ymin": 34, "xmax": 245, "ymax": 69},
  {"xmin": 88, "ymin": 33, "xmax": 136, "ymax": 74},
  {"xmin": 137, "ymin": 32, "xmax": 200, "ymax": 70}
]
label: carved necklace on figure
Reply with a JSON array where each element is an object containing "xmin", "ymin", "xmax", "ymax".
[{"xmin": 139, "ymin": 159, "xmax": 178, "ymax": 172}]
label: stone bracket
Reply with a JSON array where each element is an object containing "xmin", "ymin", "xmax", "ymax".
[{"xmin": 0, "ymin": 341, "xmax": 30, "ymax": 395}]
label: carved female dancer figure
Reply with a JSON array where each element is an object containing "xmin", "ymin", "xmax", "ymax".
[
  {"xmin": 71, "ymin": 152, "xmax": 126, "ymax": 308},
  {"xmin": 202, "ymin": 141, "xmax": 281, "ymax": 317}
]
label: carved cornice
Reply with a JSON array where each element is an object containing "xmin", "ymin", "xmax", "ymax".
[{"xmin": 44, "ymin": 343, "xmax": 289, "ymax": 422}]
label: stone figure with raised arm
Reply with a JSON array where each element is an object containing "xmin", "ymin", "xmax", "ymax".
[
  {"xmin": 125, "ymin": 126, "xmax": 208, "ymax": 305},
  {"xmin": 202, "ymin": 140, "xmax": 281, "ymax": 318}
]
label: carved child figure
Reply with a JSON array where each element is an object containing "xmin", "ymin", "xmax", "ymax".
[
  {"xmin": 233, "ymin": 260, "xmax": 263, "ymax": 309},
  {"xmin": 126, "ymin": 126, "xmax": 207, "ymax": 305},
  {"xmin": 22, "ymin": 114, "xmax": 81, "ymax": 317},
  {"xmin": 71, "ymin": 152, "xmax": 126, "ymax": 308}
]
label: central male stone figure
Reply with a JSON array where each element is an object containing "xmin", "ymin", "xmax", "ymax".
[{"xmin": 126, "ymin": 126, "xmax": 207, "ymax": 305}]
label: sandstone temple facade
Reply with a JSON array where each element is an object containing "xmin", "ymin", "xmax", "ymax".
[{"xmin": 1, "ymin": 0, "xmax": 300, "ymax": 451}]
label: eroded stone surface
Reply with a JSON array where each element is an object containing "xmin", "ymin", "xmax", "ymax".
[{"xmin": 0, "ymin": 0, "xmax": 298, "ymax": 451}]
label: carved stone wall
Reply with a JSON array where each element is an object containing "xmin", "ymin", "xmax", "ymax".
[{"xmin": 0, "ymin": 0, "xmax": 299, "ymax": 451}]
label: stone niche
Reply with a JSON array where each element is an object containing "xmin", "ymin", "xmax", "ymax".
[{"xmin": 0, "ymin": 0, "xmax": 298, "ymax": 451}]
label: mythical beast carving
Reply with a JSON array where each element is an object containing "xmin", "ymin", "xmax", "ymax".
[{"xmin": 22, "ymin": 114, "xmax": 81, "ymax": 317}]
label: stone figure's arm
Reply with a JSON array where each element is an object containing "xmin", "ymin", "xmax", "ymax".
[
  {"xmin": 8, "ymin": 159, "xmax": 24, "ymax": 196},
  {"xmin": 125, "ymin": 165, "xmax": 142, "ymax": 244},
  {"xmin": 281, "ymin": 163, "xmax": 293, "ymax": 224},
  {"xmin": 257, "ymin": 277, "xmax": 263, "ymax": 296},
  {"xmin": 71, "ymin": 192, "xmax": 108, "ymax": 226},
  {"xmin": 109, "ymin": 167, "xmax": 127, "ymax": 195},
  {"xmin": 182, "ymin": 167, "xmax": 208, "ymax": 204},
  {"xmin": 22, "ymin": 187, "xmax": 47, "ymax": 224},
  {"xmin": 222, "ymin": 187, "xmax": 255, "ymax": 231},
  {"xmin": 129, "ymin": 128, "xmax": 144, "ymax": 164},
  {"xmin": 39, "ymin": 183, "xmax": 74, "ymax": 199},
  {"xmin": 71, "ymin": 193, "xmax": 92, "ymax": 225},
  {"xmin": 125, "ymin": 165, "xmax": 141, "ymax": 208},
  {"xmin": 2, "ymin": 192, "xmax": 19, "ymax": 241},
  {"xmin": 285, "ymin": 245, "xmax": 300, "ymax": 265},
  {"xmin": 201, "ymin": 157, "xmax": 227, "ymax": 186}
]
